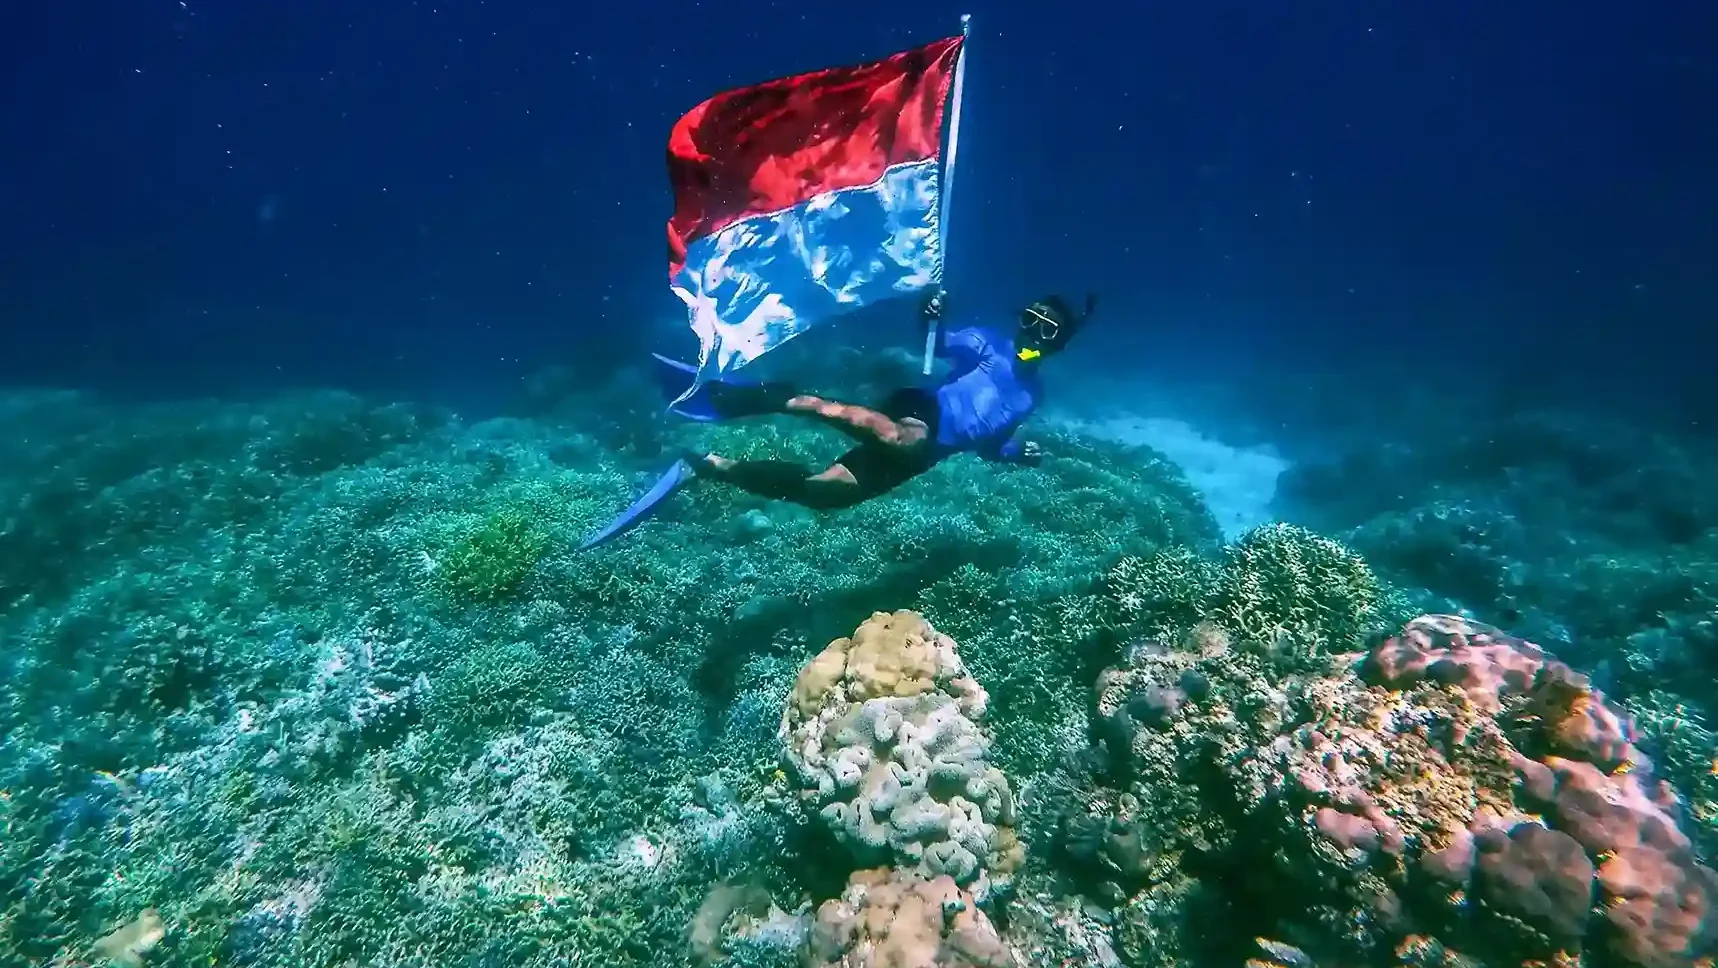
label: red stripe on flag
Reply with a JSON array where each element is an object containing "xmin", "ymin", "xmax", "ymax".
[{"xmin": 666, "ymin": 35, "xmax": 963, "ymax": 277}]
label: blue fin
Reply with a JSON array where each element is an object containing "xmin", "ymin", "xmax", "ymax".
[
  {"xmin": 652, "ymin": 353, "xmax": 765, "ymax": 421},
  {"xmin": 653, "ymin": 353, "xmax": 718, "ymax": 421},
  {"xmin": 578, "ymin": 458, "xmax": 697, "ymax": 550}
]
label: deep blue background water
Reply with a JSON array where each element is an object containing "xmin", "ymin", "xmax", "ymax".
[{"xmin": 3, "ymin": 0, "xmax": 1714, "ymax": 419}]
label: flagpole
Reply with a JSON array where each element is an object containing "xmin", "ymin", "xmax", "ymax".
[{"xmin": 924, "ymin": 13, "xmax": 971, "ymax": 376}]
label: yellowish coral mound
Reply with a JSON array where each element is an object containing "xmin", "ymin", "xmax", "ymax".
[{"xmin": 804, "ymin": 868, "xmax": 1013, "ymax": 968}]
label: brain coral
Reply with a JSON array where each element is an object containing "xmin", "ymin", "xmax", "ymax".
[
  {"xmin": 1081, "ymin": 613, "xmax": 1718, "ymax": 968},
  {"xmin": 780, "ymin": 610, "xmax": 1023, "ymax": 900}
]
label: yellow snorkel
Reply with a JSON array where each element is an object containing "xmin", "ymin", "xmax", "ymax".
[{"xmin": 1017, "ymin": 303, "xmax": 1059, "ymax": 362}]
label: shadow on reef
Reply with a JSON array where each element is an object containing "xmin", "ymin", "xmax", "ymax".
[{"xmin": 689, "ymin": 526, "xmax": 1024, "ymax": 703}]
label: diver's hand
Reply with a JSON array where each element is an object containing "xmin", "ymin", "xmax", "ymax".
[
  {"xmin": 921, "ymin": 289, "xmax": 946, "ymax": 321},
  {"xmin": 1019, "ymin": 440, "xmax": 1044, "ymax": 465}
]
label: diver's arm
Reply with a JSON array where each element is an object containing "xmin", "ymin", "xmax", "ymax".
[{"xmin": 936, "ymin": 327, "xmax": 991, "ymax": 375}]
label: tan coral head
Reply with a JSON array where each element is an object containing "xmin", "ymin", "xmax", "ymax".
[{"xmin": 93, "ymin": 909, "xmax": 165, "ymax": 967}]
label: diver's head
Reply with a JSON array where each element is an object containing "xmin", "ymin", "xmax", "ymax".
[{"xmin": 1016, "ymin": 294, "xmax": 1095, "ymax": 362}]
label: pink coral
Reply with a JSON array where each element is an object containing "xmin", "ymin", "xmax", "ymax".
[
  {"xmin": 1359, "ymin": 612, "xmax": 1547, "ymax": 715},
  {"xmin": 1084, "ymin": 612, "xmax": 1718, "ymax": 967},
  {"xmin": 1291, "ymin": 729, "xmax": 1407, "ymax": 859},
  {"xmin": 1600, "ymin": 846, "xmax": 1718, "ymax": 968},
  {"xmin": 1357, "ymin": 615, "xmax": 1718, "ymax": 966},
  {"xmin": 1473, "ymin": 822, "xmax": 1595, "ymax": 947}
]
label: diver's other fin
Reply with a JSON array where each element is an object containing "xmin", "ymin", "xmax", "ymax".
[
  {"xmin": 578, "ymin": 458, "xmax": 697, "ymax": 551},
  {"xmin": 651, "ymin": 353, "xmax": 790, "ymax": 421},
  {"xmin": 654, "ymin": 353, "xmax": 760, "ymax": 421},
  {"xmin": 652, "ymin": 353, "xmax": 719, "ymax": 421}
]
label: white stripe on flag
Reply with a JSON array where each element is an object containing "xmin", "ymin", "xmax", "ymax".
[{"xmin": 671, "ymin": 158, "xmax": 942, "ymax": 380}]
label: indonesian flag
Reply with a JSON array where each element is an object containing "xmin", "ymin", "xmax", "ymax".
[{"xmin": 664, "ymin": 34, "xmax": 966, "ymax": 380}]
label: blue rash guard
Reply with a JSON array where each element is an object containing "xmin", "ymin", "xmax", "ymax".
[{"xmin": 929, "ymin": 324, "xmax": 1041, "ymax": 461}]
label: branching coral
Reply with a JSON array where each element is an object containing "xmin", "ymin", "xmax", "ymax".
[
  {"xmin": 1097, "ymin": 522, "xmax": 1408, "ymax": 664},
  {"xmin": 435, "ymin": 504, "xmax": 551, "ymax": 603}
]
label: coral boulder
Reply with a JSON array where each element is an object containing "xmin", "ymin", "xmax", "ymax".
[
  {"xmin": 780, "ymin": 610, "xmax": 1023, "ymax": 899},
  {"xmin": 1078, "ymin": 612, "xmax": 1718, "ymax": 968},
  {"xmin": 803, "ymin": 867, "xmax": 1012, "ymax": 968}
]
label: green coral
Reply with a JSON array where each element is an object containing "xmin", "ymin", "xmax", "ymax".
[
  {"xmin": 435, "ymin": 505, "xmax": 550, "ymax": 603},
  {"xmin": 1102, "ymin": 545, "xmax": 1226, "ymax": 640},
  {"xmin": 429, "ymin": 640, "xmax": 563, "ymax": 731},
  {"xmin": 1277, "ymin": 406, "xmax": 1718, "ymax": 719},
  {"xmin": 1215, "ymin": 521, "xmax": 1406, "ymax": 653},
  {"xmin": 1626, "ymin": 691, "xmax": 1718, "ymax": 856},
  {"xmin": 1100, "ymin": 522, "xmax": 1410, "ymax": 661}
]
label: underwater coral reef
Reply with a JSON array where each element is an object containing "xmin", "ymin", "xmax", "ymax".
[{"xmin": 1, "ymin": 362, "xmax": 1715, "ymax": 967}]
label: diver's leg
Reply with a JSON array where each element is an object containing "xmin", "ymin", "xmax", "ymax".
[
  {"xmin": 781, "ymin": 394, "xmax": 929, "ymax": 449},
  {"xmin": 694, "ymin": 454, "xmax": 868, "ymax": 510},
  {"xmin": 696, "ymin": 379, "xmax": 798, "ymax": 420}
]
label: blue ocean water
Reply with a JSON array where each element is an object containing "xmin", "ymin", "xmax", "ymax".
[{"xmin": 3, "ymin": 2, "xmax": 1717, "ymax": 966}]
